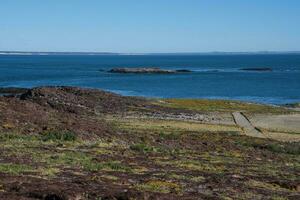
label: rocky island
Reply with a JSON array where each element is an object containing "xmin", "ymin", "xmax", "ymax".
[
  {"xmin": 0, "ymin": 86, "xmax": 299, "ymax": 199},
  {"xmin": 109, "ymin": 67, "xmax": 192, "ymax": 74},
  {"xmin": 240, "ymin": 67, "xmax": 273, "ymax": 71}
]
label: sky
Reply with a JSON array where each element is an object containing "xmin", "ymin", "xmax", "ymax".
[{"xmin": 0, "ymin": 0, "xmax": 300, "ymax": 53}]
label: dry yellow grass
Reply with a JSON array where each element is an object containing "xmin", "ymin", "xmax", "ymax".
[{"xmin": 115, "ymin": 118, "xmax": 241, "ymax": 133}]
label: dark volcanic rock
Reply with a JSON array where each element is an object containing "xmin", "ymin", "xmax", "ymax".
[
  {"xmin": 0, "ymin": 86, "xmax": 148, "ymax": 139},
  {"xmin": 175, "ymin": 69, "xmax": 192, "ymax": 73},
  {"xmin": 0, "ymin": 87, "xmax": 29, "ymax": 95},
  {"xmin": 109, "ymin": 67, "xmax": 191, "ymax": 74},
  {"xmin": 20, "ymin": 86, "xmax": 147, "ymax": 114},
  {"xmin": 240, "ymin": 67, "xmax": 273, "ymax": 72}
]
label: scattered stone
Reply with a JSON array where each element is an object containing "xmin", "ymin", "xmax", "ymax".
[
  {"xmin": 2, "ymin": 123, "xmax": 15, "ymax": 129},
  {"xmin": 232, "ymin": 174, "xmax": 243, "ymax": 179}
]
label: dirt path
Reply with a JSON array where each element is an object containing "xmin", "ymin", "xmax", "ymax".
[{"xmin": 232, "ymin": 112, "xmax": 266, "ymax": 138}]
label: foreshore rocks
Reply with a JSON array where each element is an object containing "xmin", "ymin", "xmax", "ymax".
[
  {"xmin": 0, "ymin": 87, "xmax": 29, "ymax": 97},
  {"xmin": 108, "ymin": 67, "xmax": 192, "ymax": 74}
]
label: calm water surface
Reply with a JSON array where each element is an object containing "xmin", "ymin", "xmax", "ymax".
[{"xmin": 0, "ymin": 54, "xmax": 300, "ymax": 104}]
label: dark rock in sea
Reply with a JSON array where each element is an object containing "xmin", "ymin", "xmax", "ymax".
[
  {"xmin": 240, "ymin": 67, "xmax": 273, "ymax": 72},
  {"xmin": 175, "ymin": 69, "xmax": 192, "ymax": 73},
  {"xmin": 209, "ymin": 70, "xmax": 220, "ymax": 72},
  {"xmin": 109, "ymin": 67, "xmax": 192, "ymax": 74}
]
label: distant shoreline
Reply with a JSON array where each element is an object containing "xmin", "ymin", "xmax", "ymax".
[{"xmin": 1, "ymin": 51, "xmax": 300, "ymax": 56}]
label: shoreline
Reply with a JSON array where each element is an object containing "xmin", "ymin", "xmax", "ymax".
[{"xmin": 1, "ymin": 86, "xmax": 299, "ymax": 107}]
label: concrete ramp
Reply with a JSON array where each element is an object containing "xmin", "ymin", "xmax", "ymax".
[{"xmin": 232, "ymin": 112, "xmax": 266, "ymax": 138}]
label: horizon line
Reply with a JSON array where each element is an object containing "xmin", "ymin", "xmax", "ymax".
[{"xmin": 1, "ymin": 50, "xmax": 300, "ymax": 55}]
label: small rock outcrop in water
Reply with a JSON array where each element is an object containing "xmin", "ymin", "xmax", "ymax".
[
  {"xmin": 240, "ymin": 67, "xmax": 273, "ymax": 72},
  {"xmin": 109, "ymin": 67, "xmax": 192, "ymax": 74}
]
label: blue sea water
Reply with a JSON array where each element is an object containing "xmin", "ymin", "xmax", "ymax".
[{"xmin": 0, "ymin": 54, "xmax": 300, "ymax": 105}]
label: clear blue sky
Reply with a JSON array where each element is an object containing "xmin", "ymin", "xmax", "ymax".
[{"xmin": 1, "ymin": 0, "xmax": 300, "ymax": 53}]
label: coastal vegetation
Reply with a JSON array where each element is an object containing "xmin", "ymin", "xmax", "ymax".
[{"xmin": 0, "ymin": 86, "xmax": 299, "ymax": 199}]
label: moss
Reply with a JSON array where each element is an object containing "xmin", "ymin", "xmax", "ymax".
[
  {"xmin": 135, "ymin": 180, "xmax": 181, "ymax": 194},
  {"xmin": 0, "ymin": 163, "xmax": 33, "ymax": 175},
  {"xmin": 40, "ymin": 130, "xmax": 77, "ymax": 142}
]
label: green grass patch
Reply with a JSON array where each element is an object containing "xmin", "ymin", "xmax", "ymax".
[
  {"xmin": 130, "ymin": 143, "xmax": 162, "ymax": 154},
  {"xmin": 40, "ymin": 130, "xmax": 77, "ymax": 142},
  {"xmin": 237, "ymin": 139, "xmax": 300, "ymax": 155},
  {"xmin": 0, "ymin": 163, "xmax": 33, "ymax": 175},
  {"xmin": 135, "ymin": 180, "xmax": 182, "ymax": 194},
  {"xmin": 246, "ymin": 179, "xmax": 292, "ymax": 192},
  {"xmin": 159, "ymin": 131, "xmax": 181, "ymax": 140},
  {"xmin": 0, "ymin": 133, "xmax": 37, "ymax": 142},
  {"xmin": 47, "ymin": 151, "xmax": 130, "ymax": 172},
  {"xmin": 158, "ymin": 99, "xmax": 291, "ymax": 114}
]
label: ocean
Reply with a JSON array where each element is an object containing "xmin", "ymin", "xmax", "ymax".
[{"xmin": 0, "ymin": 54, "xmax": 300, "ymax": 105}]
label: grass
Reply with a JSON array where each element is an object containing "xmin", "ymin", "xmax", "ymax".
[
  {"xmin": 175, "ymin": 160, "xmax": 225, "ymax": 173},
  {"xmin": 0, "ymin": 118, "xmax": 299, "ymax": 199},
  {"xmin": 237, "ymin": 139, "xmax": 300, "ymax": 155},
  {"xmin": 40, "ymin": 130, "xmax": 77, "ymax": 142},
  {"xmin": 115, "ymin": 118, "xmax": 240, "ymax": 134},
  {"xmin": 157, "ymin": 99, "xmax": 292, "ymax": 114},
  {"xmin": 168, "ymin": 173, "xmax": 206, "ymax": 183},
  {"xmin": 246, "ymin": 180, "xmax": 292, "ymax": 192},
  {"xmin": 130, "ymin": 143, "xmax": 161, "ymax": 154},
  {"xmin": 0, "ymin": 132, "xmax": 131, "ymax": 176},
  {"xmin": 158, "ymin": 131, "xmax": 181, "ymax": 140},
  {"xmin": 0, "ymin": 132, "xmax": 37, "ymax": 142},
  {"xmin": 0, "ymin": 131, "xmax": 77, "ymax": 143},
  {"xmin": 44, "ymin": 151, "xmax": 131, "ymax": 172},
  {"xmin": 135, "ymin": 180, "xmax": 182, "ymax": 194},
  {"xmin": 0, "ymin": 163, "xmax": 33, "ymax": 175}
]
